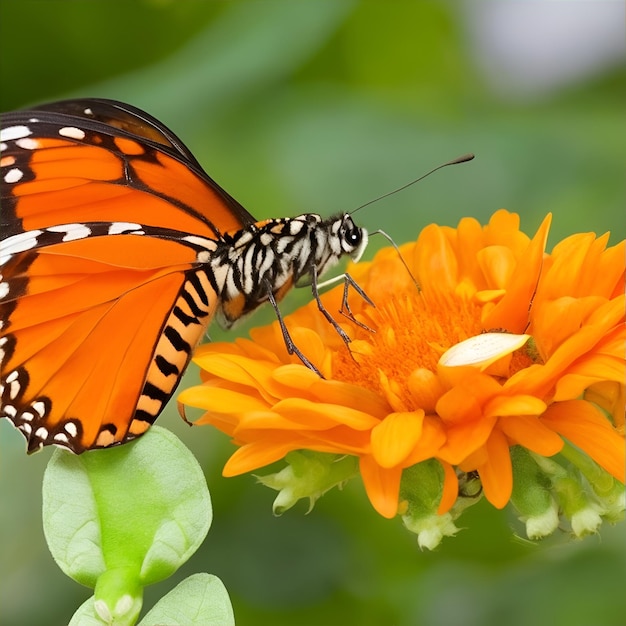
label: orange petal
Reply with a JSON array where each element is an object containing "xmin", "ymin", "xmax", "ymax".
[
  {"xmin": 436, "ymin": 460, "xmax": 459, "ymax": 515},
  {"xmin": 223, "ymin": 437, "xmax": 305, "ymax": 476},
  {"xmin": 404, "ymin": 416, "xmax": 447, "ymax": 466},
  {"xmin": 438, "ymin": 413, "xmax": 498, "ymax": 464},
  {"xmin": 235, "ymin": 410, "xmax": 312, "ymax": 433},
  {"xmin": 371, "ymin": 411, "xmax": 425, "ymax": 468},
  {"xmin": 309, "ymin": 379, "xmax": 391, "ymax": 418},
  {"xmin": 584, "ymin": 381, "xmax": 625, "ymax": 428},
  {"xmin": 476, "ymin": 245, "xmax": 517, "ymax": 289},
  {"xmin": 540, "ymin": 400, "xmax": 625, "ymax": 482},
  {"xmin": 407, "ymin": 368, "xmax": 446, "ymax": 413},
  {"xmin": 178, "ymin": 385, "xmax": 268, "ymax": 413},
  {"xmin": 485, "ymin": 210, "xmax": 524, "ymax": 249},
  {"xmin": 414, "ymin": 224, "xmax": 459, "ymax": 296},
  {"xmin": 474, "ymin": 429, "xmax": 513, "ymax": 509},
  {"xmin": 498, "ymin": 415, "xmax": 564, "ymax": 456},
  {"xmin": 192, "ymin": 353, "xmax": 279, "ymax": 404},
  {"xmin": 483, "ymin": 213, "xmax": 552, "ymax": 333},
  {"xmin": 485, "ymin": 394, "xmax": 547, "ymax": 418},
  {"xmin": 359, "ymin": 455, "xmax": 402, "ymax": 518},
  {"xmin": 274, "ymin": 398, "xmax": 380, "ymax": 430},
  {"xmin": 436, "ymin": 373, "xmax": 502, "ymax": 425},
  {"xmin": 269, "ymin": 363, "xmax": 320, "ymax": 393}
]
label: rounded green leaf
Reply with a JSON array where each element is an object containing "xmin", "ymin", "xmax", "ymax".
[
  {"xmin": 140, "ymin": 574, "xmax": 235, "ymax": 626},
  {"xmin": 42, "ymin": 426, "xmax": 211, "ymax": 589}
]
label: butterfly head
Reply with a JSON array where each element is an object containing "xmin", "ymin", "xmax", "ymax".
[
  {"xmin": 333, "ymin": 213, "xmax": 368, "ymax": 263},
  {"xmin": 309, "ymin": 213, "xmax": 368, "ymax": 280}
]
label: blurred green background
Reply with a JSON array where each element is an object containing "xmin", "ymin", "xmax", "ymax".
[{"xmin": 1, "ymin": 1, "xmax": 624, "ymax": 625}]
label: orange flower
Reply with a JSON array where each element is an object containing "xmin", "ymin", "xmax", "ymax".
[{"xmin": 180, "ymin": 210, "xmax": 625, "ymax": 542}]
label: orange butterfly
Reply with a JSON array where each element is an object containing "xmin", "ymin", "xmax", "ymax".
[{"xmin": 0, "ymin": 99, "xmax": 368, "ymax": 453}]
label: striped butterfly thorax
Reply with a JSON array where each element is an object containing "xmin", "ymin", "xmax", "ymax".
[{"xmin": 0, "ymin": 98, "xmax": 368, "ymax": 454}]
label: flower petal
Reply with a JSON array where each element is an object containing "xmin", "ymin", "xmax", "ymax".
[
  {"xmin": 272, "ymin": 398, "xmax": 379, "ymax": 430},
  {"xmin": 483, "ymin": 213, "xmax": 552, "ymax": 333},
  {"xmin": 178, "ymin": 385, "xmax": 267, "ymax": 413},
  {"xmin": 485, "ymin": 394, "xmax": 546, "ymax": 418},
  {"xmin": 371, "ymin": 411, "xmax": 425, "ymax": 468},
  {"xmin": 499, "ymin": 415, "xmax": 563, "ymax": 456},
  {"xmin": 470, "ymin": 429, "xmax": 513, "ymax": 509},
  {"xmin": 223, "ymin": 437, "xmax": 307, "ymax": 476},
  {"xmin": 439, "ymin": 332, "xmax": 530, "ymax": 369},
  {"xmin": 360, "ymin": 455, "xmax": 402, "ymax": 518},
  {"xmin": 540, "ymin": 400, "xmax": 625, "ymax": 482},
  {"xmin": 436, "ymin": 460, "xmax": 459, "ymax": 515}
]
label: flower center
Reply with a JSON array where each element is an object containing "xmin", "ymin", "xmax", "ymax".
[{"xmin": 333, "ymin": 291, "xmax": 484, "ymax": 409}]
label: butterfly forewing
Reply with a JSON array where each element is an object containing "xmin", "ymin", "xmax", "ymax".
[{"xmin": 0, "ymin": 99, "xmax": 250, "ymax": 452}]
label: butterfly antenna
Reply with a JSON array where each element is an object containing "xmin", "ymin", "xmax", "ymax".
[
  {"xmin": 349, "ymin": 153, "xmax": 474, "ymax": 215},
  {"xmin": 370, "ymin": 229, "xmax": 422, "ymax": 292},
  {"xmin": 352, "ymin": 153, "xmax": 474, "ymax": 291}
]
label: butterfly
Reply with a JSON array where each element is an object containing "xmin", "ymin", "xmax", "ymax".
[{"xmin": 0, "ymin": 98, "xmax": 369, "ymax": 454}]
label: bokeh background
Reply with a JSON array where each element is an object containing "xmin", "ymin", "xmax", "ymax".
[{"xmin": 1, "ymin": 1, "xmax": 624, "ymax": 624}]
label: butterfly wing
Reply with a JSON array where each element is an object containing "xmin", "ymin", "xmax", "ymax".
[{"xmin": 1, "ymin": 99, "xmax": 255, "ymax": 453}]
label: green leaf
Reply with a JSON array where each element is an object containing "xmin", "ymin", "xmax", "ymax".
[
  {"xmin": 139, "ymin": 574, "xmax": 235, "ymax": 626},
  {"xmin": 42, "ymin": 426, "xmax": 211, "ymax": 623},
  {"xmin": 68, "ymin": 596, "xmax": 105, "ymax": 626}
]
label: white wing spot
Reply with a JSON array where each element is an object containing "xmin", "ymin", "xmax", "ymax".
[
  {"xmin": 0, "ymin": 230, "xmax": 44, "ymax": 265},
  {"xmin": 34, "ymin": 426, "xmax": 49, "ymax": 440},
  {"xmin": 15, "ymin": 137, "xmax": 39, "ymax": 150},
  {"xmin": 5, "ymin": 370, "xmax": 19, "ymax": 383},
  {"xmin": 59, "ymin": 126, "xmax": 86, "ymax": 140},
  {"xmin": 48, "ymin": 223, "xmax": 91, "ymax": 242},
  {"xmin": 0, "ymin": 125, "xmax": 31, "ymax": 142},
  {"xmin": 19, "ymin": 423, "xmax": 32, "ymax": 436},
  {"xmin": 2, "ymin": 405, "xmax": 17, "ymax": 418},
  {"xmin": 54, "ymin": 433, "xmax": 70, "ymax": 444},
  {"xmin": 108, "ymin": 222, "xmax": 142, "ymax": 235},
  {"xmin": 8, "ymin": 378, "xmax": 21, "ymax": 400},
  {"xmin": 0, "ymin": 142, "xmax": 7, "ymax": 152},
  {"xmin": 32, "ymin": 401, "xmax": 47, "ymax": 417},
  {"xmin": 4, "ymin": 168, "xmax": 23, "ymax": 184},
  {"xmin": 0, "ymin": 282, "xmax": 9, "ymax": 299},
  {"xmin": 182, "ymin": 235, "xmax": 217, "ymax": 250},
  {"xmin": 64, "ymin": 421, "xmax": 78, "ymax": 438},
  {"xmin": 20, "ymin": 411, "xmax": 35, "ymax": 423}
]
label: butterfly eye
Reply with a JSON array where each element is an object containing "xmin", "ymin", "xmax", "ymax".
[
  {"xmin": 346, "ymin": 227, "xmax": 362, "ymax": 247},
  {"xmin": 339, "ymin": 216, "xmax": 361, "ymax": 247},
  {"xmin": 337, "ymin": 216, "xmax": 368, "ymax": 263}
]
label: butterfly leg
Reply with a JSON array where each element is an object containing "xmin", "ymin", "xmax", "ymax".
[
  {"xmin": 310, "ymin": 266, "xmax": 353, "ymax": 346},
  {"xmin": 263, "ymin": 279, "xmax": 323, "ymax": 377},
  {"xmin": 315, "ymin": 270, "xmax": 375, "ymax": 334},
  {"xmin": 338, "ymin": 273, "xmax": 376, "ymax": 333}
]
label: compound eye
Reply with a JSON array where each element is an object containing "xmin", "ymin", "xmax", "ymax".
[
  {"xmin": 346, "ymin": 227, "xmax": 361, "ymax": 246},
  {"xmin": 341, "ymin": 217, "xmax": 362, "ymax": 248}
]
